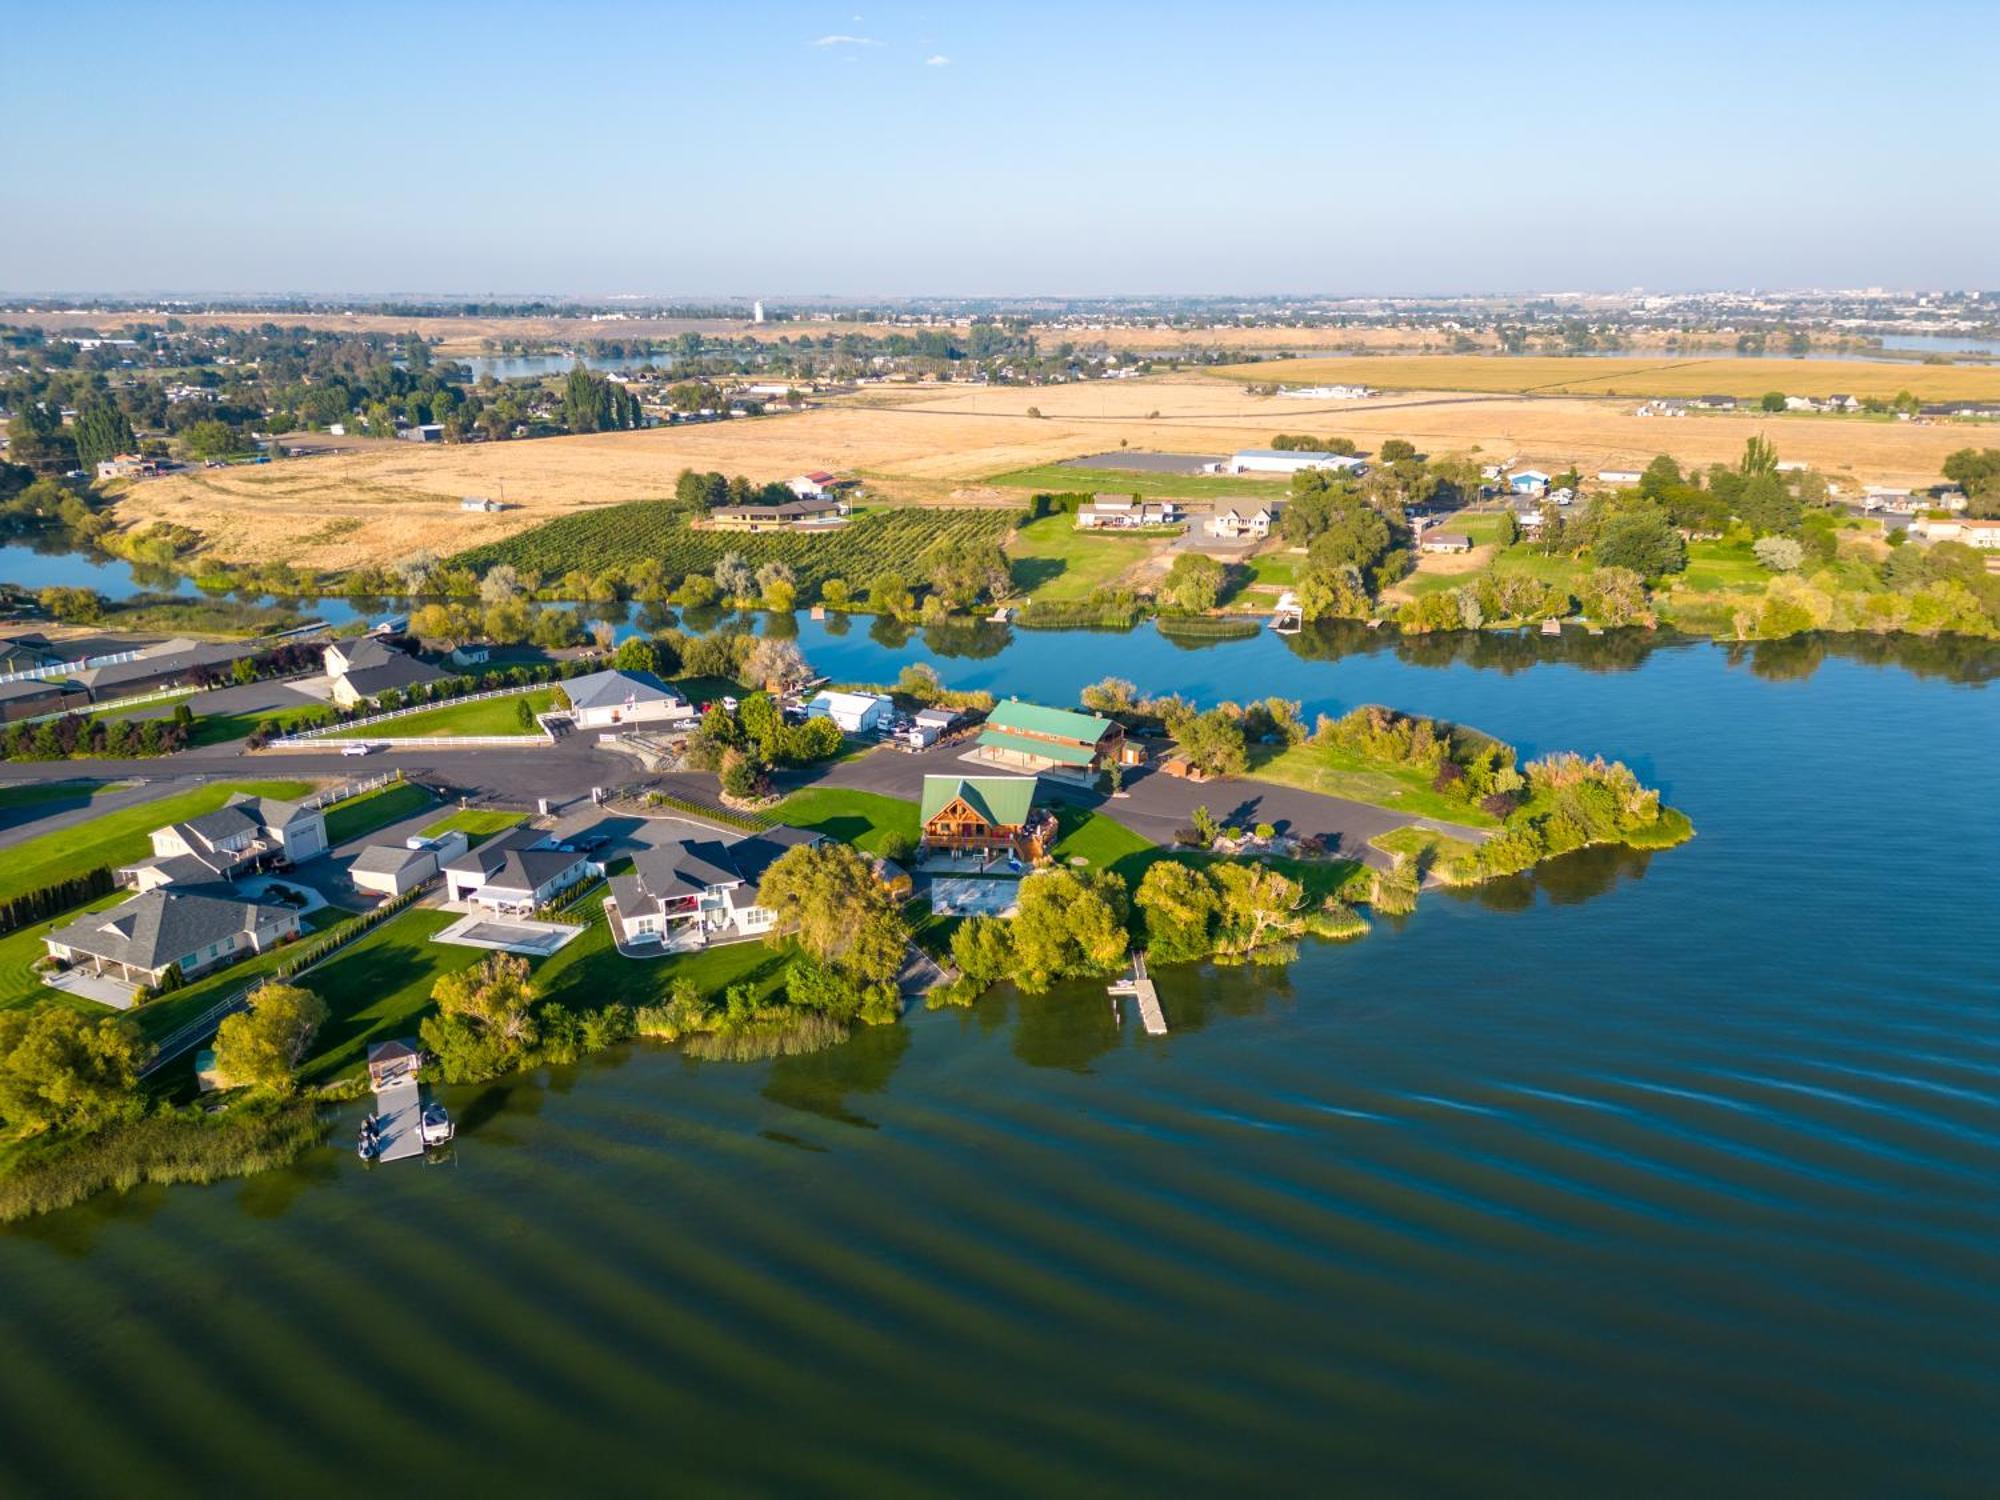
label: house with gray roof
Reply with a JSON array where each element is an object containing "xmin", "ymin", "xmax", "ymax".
[
  {"xmin": 44, "ymin": 889, "xmax": 302, "ymax": 990},
  {"xmin": 559, "ymin": 669, "xmax": 692, "ymax": 730},
  {"xmin": 121, "ymin": 793, "xmax": 328, "ymax": 892},
  {"xmin": 607, "ymin": 826, "xmax": 823, "ymax": 948},
  {"xmin": 324, "ymin": 635, "xmax": 449, "ymax": 708},
  {"xmin": 442, "ymin": 828, "xmax": 598, "ymax": 913}
]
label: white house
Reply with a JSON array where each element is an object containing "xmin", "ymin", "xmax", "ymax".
[
  {"xmin": 608, "ymin": 827, "xmax": 824, "ymax": 949},
  {"xmin": 121, "ymin": 794, "xmax": 329, "ymax": 890},
  {"xmin": 441, "ymin": 829, "xmax": 597, "ymax": 913},
  {"xmin": 560, "ymin": 669, "xmax": 691, "ymax": 730},
  {"xmin": 323, "ymin": 636, "xmax": 447, "ymax": 708},
  {"xmin": 460, "ymin": 496, "xmax": 503, "ymax": 513},
  {"xmin": 806, "ymin": 689, "xmax": 893, "ymax": 734},
  {"xmin": 1421, "ymin": 532, "xmax": 1474, "ymax": 554},
  {"xmin": 1230, "ymin": 448, "xmax": 1366, "ymax": 476},
  {"xmin": 1208, "ymin": 507, "xmax": 1274, "ymax": 541},
  {"xmin": 1076, "ymin": 496, "xmax": 1181, "ymax": 529},
  {"xmin": 1956, "ymin": 518, "xmax": 2000, "ymax": 550},
  {"xmin": 1597, "ymin": 470, "xmax": 1643, "ymax": 484},
  {"xmin": 787, "ymin": 470, "xmax": 838, "ymax": 500}
]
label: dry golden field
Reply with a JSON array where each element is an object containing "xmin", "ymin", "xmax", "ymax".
[
  {"xmin": 112, "ymin": 374, "xmax": 1982, "ymax": 570},
  {"xmin": 1211, "ymin": 354, "xmax": 2000, "ymax": 402},
  {"xmin": 12, "ymin": 308, "xmax": 1494, "ymax": 356}
]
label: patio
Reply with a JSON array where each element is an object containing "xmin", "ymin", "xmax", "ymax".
[
  {"xmin": 44, "ymin": 966, "xmax": 143, "ymax": 1009},
  {"xmin": 929, "ymin": 876, "xmax": 1023, "ymax": 918}
]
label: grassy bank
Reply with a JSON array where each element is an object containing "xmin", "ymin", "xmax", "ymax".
[
  {"xmin": 1248, "ymin": 743, "xmax": 1502, "ymax": 828},
  {"xmin": 1006, "ymin": 512, "xmax": 1167, "ymax": 602},
  {"xmin": 769, "ymin": 786, "xmax": 919, "ymax": 855}
]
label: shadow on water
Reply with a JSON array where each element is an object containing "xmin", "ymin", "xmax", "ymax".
[
  {"xmin": 761, "ymin": 1022, "xmax": 912, "ymax": 1128},
  {"xmin": 1446, "ymin": 840, "xmax": 1657, "ymax": 912}
]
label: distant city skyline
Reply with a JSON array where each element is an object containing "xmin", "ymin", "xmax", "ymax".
[{"xmin": 6, "ymin": 1, "xmax": 1995, "ymax": 296}]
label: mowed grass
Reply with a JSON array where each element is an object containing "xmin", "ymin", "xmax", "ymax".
[
  {"xmin": 1006, "ymin": 512, "xmax": 1172, "ymax": 601},
  {"xmin": 1209, "ymin": 354, "xmax": 2000, "ymax": 403},
  {"xmin": 0, "ymin": 779, "xmax": 113, "ymax": 814},
  {"xmin": 1052, "ymin": 807, "xmax": 1364, "ymax": 904},
  {"xmin": 295, "ymin": 908, "xmax": 487, "ymax": 1085},
  {"xmin": 1398, "ymin": 545, "xmax": 1587, "ymax": 600},
  {"xmin": 770, "ymin": 787, "xmax": 919, "ymax": 855},
  {"xmin": 0, "ymin": 778, "xmax": 314, "ymax": 902},
  {"xmin": 987, "ymin": 461, "xmax": 1285, "ymax": 501},
  {"xmin": 1249, "ymin": 743, "xmax": 1500, "ymax": 828},
  {"xmin": 322, "ymin": 781, "xmax": 439, "ymax": 844},
  {"xmin": 1675, "ymin": 540, "xmax": 1772, "ymax": 593},
  {"xmin": 420, "ymin": 808, "xmax": 526, "ymax": 842},
  {"xmin": 324, "ymin": 689, "xmax": 555, "ymax": 740}
]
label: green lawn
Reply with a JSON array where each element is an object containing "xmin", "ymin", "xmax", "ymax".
[
  {"xmin": 533, "ymin": 896, "xmax": 793, "ymax": 1014},
  {"xmin": 769, "ymin": 787, "xmax": 919, "ymax": 855},
  {"xmin": 420, "ymin": 808, "xmax": 525, "ymax": 842},
  {"xmin": 1451, "ymin": 511, "xmax": 1513, "ymax": 544},
  {"xmin": 1674, "ymin": 540, "xmax": 1770, "ymax": 594},
  {"xmin": 1241, "ymin": 549, "xmax": 1305, "ymax": 589},
  {"xmin": 323, "ymin": 781, "xmax": 439, "ymax": 845},
  {"xmin": 0, "ymin": 779, "xmax": 113, "ymax": 814},
  {"xmin": 0, "ymin": 778, "xmax": 314, "ymax": 903},
  {"xmin": 1050, "ymin": 806, "xmax": 1363, "ymax": 903},
  {"xmin": 1399, "ymin": 544, "xmax": 1588, "ymax": 601},
  {"xmin": 988, "ymin": 462, "xmax": 1286, "ymax": 501},
  {"xmin": 186, "ymin": 702, "xmax": 331, "ymax": 748},
  {"xmin": 323, "ymin": 689, "xmax": 556, "ymax": 739},
  {"xmin": 294, "ymin": 909, "xmax": 488, "ymax": 1085},
  {"xmin": 1050, "ymin": 805, "xmax": 1157, "ymax": 874},
  {"xmin": 1249, "ymin": 743, "xmax": 1500, "ymax": 828},
  {"xmin": 1006, "ymin": 512, "xmax": 1173, "ymax": 602}
]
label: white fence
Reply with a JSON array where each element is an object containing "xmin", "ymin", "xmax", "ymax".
[
  {"xmin": 267, "ymin": 733, "xmax": 554, "ymax": 751},
  {"xmin": 300, "ymin": 768, "xmax": 405, "ymax": 810},
  {"xmin": 15, "ymin": 684, "xmax": 195, "ymax": 727},
  {"xmin": 269, "ymin": 682, "xmax": 555, "ymax": 747}
]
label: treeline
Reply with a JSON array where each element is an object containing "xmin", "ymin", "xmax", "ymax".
[{"xmin": 0, "ymin": 867, "xmax": 114, "ymax": 937}]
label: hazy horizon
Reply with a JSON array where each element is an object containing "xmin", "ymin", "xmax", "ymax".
[{"xmin": 7, "ymin": 0, "xmax": 1995, "ymax": 296}]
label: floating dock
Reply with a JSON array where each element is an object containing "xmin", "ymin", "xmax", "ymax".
[{"xmin": 1109, "ymin": 951, "xmax": 1168, "ymax": 1036}]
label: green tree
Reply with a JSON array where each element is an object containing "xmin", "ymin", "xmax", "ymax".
[
  {"xmin": 1135, "ymin": 861, "xmax": 1220, "ymax": 962},
  {"xmin": 1759, "ymin": 391, "xmax": 1788, "ymax": 413},
  {"xmin": 756, "ymin": 841, "xmax": 909, "ymax": 984},
  {"xmin": 212, "ymin": 983, "xmax": 327, "ymax": 1093},
  {"xmin": 0, "ymin": 1008, "xmax": 150, "ymax": 1135},
  {"xmin": 1009, "ymin": 869, "xmax": 1129, "ymax": 991},
  {"xmin": 1158, "ymin": 552, "xmax": 1225, "ymax": 613},
  {"xmin": 1175, "ymin": 708, "xmax": 1249, "ymax": 777},
  {"xmin": 950, "ymin": 915, "xmax": 1016, "ymax": 981},
  {"xmin": 182, "ymin": 419, "xmax": 245, "ymax": 460},
  {"xmin": 73, "ymin": 398, "xmax": 135, "ymax": 472},
  {"xmin": 1592, "ymin": 509, "xmax": 1687, "ymax": 578}
]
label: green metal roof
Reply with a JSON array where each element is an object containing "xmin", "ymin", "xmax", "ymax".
[
  {"xmin": 920, "ymin": 775, "xmax": 1041, "ymax": 828},
  {"xmin": 983, "ymin": 698, "xmax": 1114, "ymax": 746},
  {"xmin": 975, "ymin": 728, "xmax": 1096, "ymax": 766}
]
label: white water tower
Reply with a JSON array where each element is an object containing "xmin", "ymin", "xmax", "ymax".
[{"xmin": 751, "ymin": 300, "xmax": 766, "ymax": 324}]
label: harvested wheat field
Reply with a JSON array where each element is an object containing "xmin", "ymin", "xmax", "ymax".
[
  {"xmin": 113, "ymin": 374, "xmax": 1977, "ymax": 570},
  {"xmin": 1210, "ymin": 354, "xmax": 2000, "ymax": 403}
]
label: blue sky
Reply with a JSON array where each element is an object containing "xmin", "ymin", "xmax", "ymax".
[{"xmin": 5, "ymin": 1, "xmax": 1995, "ymax": 297}]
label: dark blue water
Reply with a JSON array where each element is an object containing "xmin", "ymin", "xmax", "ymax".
[{"xmin": 0, "ymin": 630, "xmax": 1994, "ymax": 1497}]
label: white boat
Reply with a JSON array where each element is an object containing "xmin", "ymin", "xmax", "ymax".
[{"xmin": 420, "ymin": 1102, "xmax": 456, "ymax": 1147}]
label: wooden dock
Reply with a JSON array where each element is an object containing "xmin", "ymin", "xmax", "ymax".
[
  {"xmin": 370, "ymin": 1077, "xmax": 426, "ymax": 1163},
  {"xmin": 1109, "ymin": 951, "xmax": 1168, "ymax": 1036}
]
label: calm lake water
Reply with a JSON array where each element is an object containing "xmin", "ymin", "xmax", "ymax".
[{"xmin": 1, "ymin": 629, "xmax": 1997, "ymax": 1497}]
